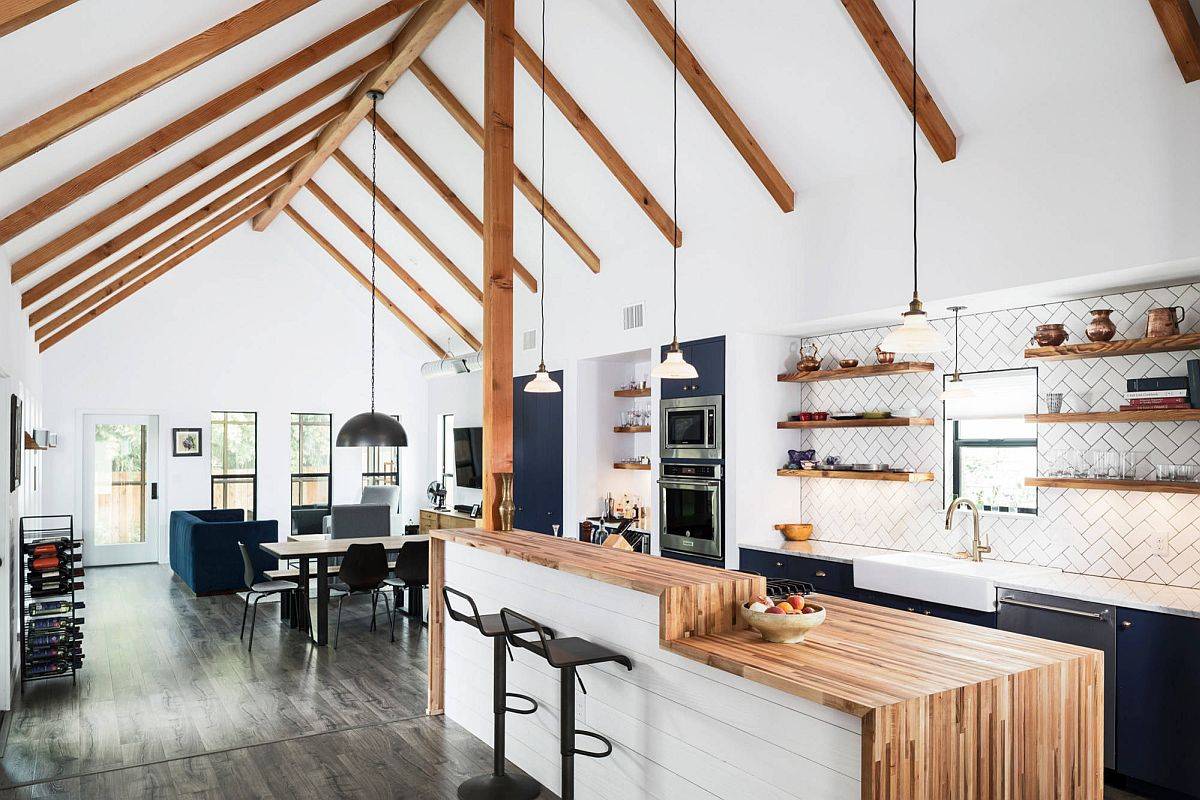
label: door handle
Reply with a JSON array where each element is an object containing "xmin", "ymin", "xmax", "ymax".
[
  {"xmin": 150, "ymin": 482, "xmax": 159, "ymax": 500},
  {"xmin": 997, "ymin": 597, "xmax": 1108, "ymax": 621},
  {"xmin": 1120, "ymin": 620, "xmax": 1133, "ymax": 629}
]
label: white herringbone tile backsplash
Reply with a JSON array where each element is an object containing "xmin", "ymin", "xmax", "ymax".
[{"xmin": 792, "ymin": 283, "xmax": 1200, "ymax": 588}]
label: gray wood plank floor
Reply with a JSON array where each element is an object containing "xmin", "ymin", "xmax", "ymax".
[{"xmin": 0, "ymin": 564, "xmax": 551, "ymax": 799}]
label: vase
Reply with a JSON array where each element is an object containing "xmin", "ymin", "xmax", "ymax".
[
  {"xmin": 498, "ymin": 472, "xmax": 515, "ymax": 531},
  {"xmin": 1086, "ymin": 309, "xmax": 1116, "ymax": 342}
]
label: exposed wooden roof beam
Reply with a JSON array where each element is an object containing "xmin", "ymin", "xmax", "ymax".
[
  {"xmin": 253, "ymin": 0, "xmax": 466, "ymax": 232},
  {"xmin": 21, "ymin": 137, "xmax": 316, "ymax": 305},
  {"xmin": 0, "ymin": 0, "xmax": 80, "ymax": 39},
  {"xmin": 305, "ymin": 181, "xmax": 481, "ymax": 350},
  {"xmin": 624, "ymin": 0, "xmax": 796, "ymax": 211},
  {"xmin": 0, "ymin": 1, "xmax": 416, "ymax": 245},
  {"xmin": 838, "ymin": 0, "xmax": 957, "ymax": 162},
  {"xmin": 411, "ymin": 58, "xmax": 600, "ymax": 273},
  {"xmin": 0, "ymin": 0, "xmax": 318, "ymax": 171},
  {"xmin": 39, "ymin": 201, "xmax": 268, "ymax": 351},
  {"xmin": 375, "ymin": 113, "xmax": 537, "ymax": 292},
  {"xmin": 466, "ymin": 0, "xmax": 681, "ymax": 243},
  {"xmin": 9, "ymin": 47, "xmax": 377, "ymax": 283},
  {"xmin": 27, "ymin": 163, "xmax": 294, "ymax": 323},
  {"xmin": 331, "ymin": 148, "xmax": 482, "ymax": 303},
  {"xmin": 283, "ymin": 206, "xmax": 448, "ymax": 357},
  {"xmin": 1149, "ymin": 0, "xmax": 1200, "ymax": 82}
]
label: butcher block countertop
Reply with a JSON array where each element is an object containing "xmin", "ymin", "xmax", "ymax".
[{"xmin": 429, "ymin": 528, "xmax": 1104, "ymax": 799}]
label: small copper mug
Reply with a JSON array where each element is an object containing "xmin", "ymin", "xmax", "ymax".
[{"xmin": 1145, "ymin": 306, "xmax": 1186, "ymax": 338}]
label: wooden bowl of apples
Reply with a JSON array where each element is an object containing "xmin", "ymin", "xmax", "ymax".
[{"xmin": 741, "ymin": 593, "xmax": 826, "ymax": 644}]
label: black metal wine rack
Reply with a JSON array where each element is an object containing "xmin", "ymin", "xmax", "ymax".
[{"xmin": 19, "ymin": 515, "xmax": 83, "ymax": 689}]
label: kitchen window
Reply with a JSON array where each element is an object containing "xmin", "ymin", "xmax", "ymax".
[
  {"xmin": 211, "ymin": 411, "xmax": 257, "ymax": 519},
  {"xmin": 291, "ymin": 412, "xmax": 332, "ymax": 511},
  {"xmin": 944, "ymin": 369, "xmax": 1038, "ymax": 515}
]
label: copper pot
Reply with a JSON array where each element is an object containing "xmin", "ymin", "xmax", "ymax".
[
  {"xmin": 1086, "ymin": 309, "xmax": 1116, "ymax": 342},
  {"xmin": 1030, "ymin": 324, "xmax": 1069, "ymax": 347},
  {"xmin": 875, "ymin": 346, "xmax": 895, "ymax": 365},
  {"xmin": 796, "ymin": 343, "xmax": 821, "ymax": 372},
  {"xmin": 1145, "ymin": 306, "xmax": 1186, "ymax": 338}
]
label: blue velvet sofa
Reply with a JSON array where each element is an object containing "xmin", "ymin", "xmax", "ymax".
[{"xmin": 169, "ymin": 509, "xmax": 278, "ymax": 595}]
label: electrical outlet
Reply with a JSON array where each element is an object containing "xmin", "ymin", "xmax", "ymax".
[{"xmin": 1149, "ymin": 531, "xmax": 1171, "ymax": 558}]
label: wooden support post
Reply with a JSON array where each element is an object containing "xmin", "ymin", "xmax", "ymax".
[
  {"xmin": 427, "ymin": 535, "xmax": 445, "ymax": 715},
  {"xmin": 481, "ymin": 0, "xmax": 515, "ymax": 531}
]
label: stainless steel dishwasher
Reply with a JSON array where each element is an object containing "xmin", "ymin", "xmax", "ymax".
[{"xmin": 997, "ymin": 588, "xmax": 1116, "ymax": 768}]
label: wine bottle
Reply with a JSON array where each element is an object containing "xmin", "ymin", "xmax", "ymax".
[
  {"xmin": 28, "ymin": 553, "xmax": 81, "ymax": 572},
  {"xmin": 26, "ymin": 631, "xmax": 82, "ymax": 648},
  {"xmin": 23, "ymin": 538, "xmax": 76, "ymax": 555},
  {"xmin": 27, "ymin": 600, "xmax": 85, "ymax": 617},
  {"xmin": 29, "ymin": 582, "xmax": 84, "ymax": 598},
  {"xmin": 26, "ymin": 645, "xmax": 82, "ymax": 662},
  {"xmin": 25, "ymin": 659, "xmax": 83, "ymax": 677},
  {"xmin": 28, "ymin": 616, "xmax": 84, "ymax": 631}
]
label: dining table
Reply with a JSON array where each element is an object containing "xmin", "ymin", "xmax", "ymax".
[{"xmin": 259, "ymin": 533, "xmax": 429, "ymax": 646}]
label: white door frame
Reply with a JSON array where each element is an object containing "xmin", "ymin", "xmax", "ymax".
[{"xmin": 74, "ymin": 409, "xmax": 170, "ymax": 565}]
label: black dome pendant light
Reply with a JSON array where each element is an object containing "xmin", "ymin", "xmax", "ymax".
[{"xmin": 337, "ymin": 90, "xmax": 409, "ymax": 448}]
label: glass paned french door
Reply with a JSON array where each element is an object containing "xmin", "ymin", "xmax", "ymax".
[{"xmin": 83, "ymin": 414, "xmax": 160, "ymax": 565}]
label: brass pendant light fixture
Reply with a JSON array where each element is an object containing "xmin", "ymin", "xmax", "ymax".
[
  {"xmin": 651, "ymin": 0, "xmax": 698, "ymax": 381},
  {"xmin": 525, "ymin": 0, "xmax": 560, "ymax": 394},
  {"xmin": 939, "ymin": 305, "xmax": 975, "ymax": 401},
  {"xmin": 877, "ymin": 0, "xmax": 950, "ymax": 355},
  {"xmin": 337, "ymin": 90, "xmax": 410, "ymax": 447}
]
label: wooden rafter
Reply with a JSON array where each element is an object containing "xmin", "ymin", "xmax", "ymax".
[
  {"xmin": 0, "ymin": 1, "xmax": 415, "ymax": 245},
  {"xmin": 9, "ymin": 47, "xmax": 377, "ymax": 283},
  {"xmin": 21, "ymin": 138, "xmax": 316, "ymax": 306},
  {"xmin": 466, "ymin": 0, "xmax": 682, "ymax": 243},
  {"xmin": 253, "ymin": 0, "xmax": 466, "ymax": 232},
  {"xmin": 624, "ymin": 0, "xmax": 796, "ymax": 211},
  {"xmin": 304, "ymin": 181, "xmax": 481, "ymax": 350},
  {"xmin": 481, "ymin": 0, "xmax": 515, "ymax": 530},
  {"xmin": 0, "ymin": 0, "xmax": 318, "ymax": 171},
  {"xmin": 27, "ymin": 164, "xmax": 294, "ymax": 323},
  {"xmin": 411, "ymin": 58, "xmax": 601, "ymax": 273},
  {"xmin": 35, "ymin": 185, "xmax": 280, "ymax": 340},
  {"xmin": 375, "ymin": 113, "xmax": 537, "ymax": 292},
  {"xmin": 0, "ymin": 0, "xmax": 80, "ymax": 39},
  {"xmin": 331, "ymin": 149, "xmax": 482, "ymax": 303},
  {"xmin": 1149, "ymin": 0, "xmax": 1200, "ymax": 82},
  {"xmin": 838, "ymin": 0, "xmax": 957, "ymax": 162},
  {"xmin": 40, "ymin": 202, "xmax": 268, "ymax": 351},
  {"xmin": 283, "ymin": 206, "xmax": 448, "ymax": 357}
]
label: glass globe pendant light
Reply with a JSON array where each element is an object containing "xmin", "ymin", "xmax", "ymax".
[
  {"xmin": 939, "ymin": 306, "xmax": 975, "ymax": 401},
  {"xmin": 651, "ymin": 0, "xmax": 698, "ymax": 381},
  {"xmin": 525, "ymin": 0, "xmax": 560, "ymax": 394},
  {"xmin": 337, "ymin": 90, "xmax": 409, "ymax": 447},
  {"xmin": 877, "ymin": 0, "xmax": 949, "ymax": 356}
]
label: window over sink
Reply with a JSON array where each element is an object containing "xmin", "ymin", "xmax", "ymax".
[{"xmin": 944, "ymin": 368, "xmax": 1038, "ymax": 515}]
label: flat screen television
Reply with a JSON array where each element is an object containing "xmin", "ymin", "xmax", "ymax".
[{"xmin": 453, "ymin": 427, "xmax": 483, "ymax": 490}]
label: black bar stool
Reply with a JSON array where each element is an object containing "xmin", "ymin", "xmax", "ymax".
[
  {"xmin": 443, "ymin": 587, "xmax": 544, "ymax": 800},
  {"xmin": 500, "ymin": 608, "xmax": 632, "ymax": 800}
]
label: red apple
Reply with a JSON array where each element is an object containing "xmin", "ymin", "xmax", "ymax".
[
  {"xmin": 764, "ymin": 605, "xmax": 786, "ymax": 615},
  {"xmin": 785, "ymin": 594, "xmax": 807, "ymax": 610},
  {"xmin": 801, "ymin": 605, "xmax": 818, "ymax": 614}
]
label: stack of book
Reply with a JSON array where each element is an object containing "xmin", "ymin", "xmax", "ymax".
[{"xmin": 1123, "ymin": 376, "xmax": 1191, "ymax": 411}]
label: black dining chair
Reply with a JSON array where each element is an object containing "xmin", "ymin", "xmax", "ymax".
[
  {"xmin": 238, "ymin": 542, "xmax": 306, "ymax": 652},
  {"xmin": 332, "ymin": 542, "xmax": 390, "ymax": 649},
  {"xmin": 384, "ymin": 540, "xmax": 429, "ymax": 641}
]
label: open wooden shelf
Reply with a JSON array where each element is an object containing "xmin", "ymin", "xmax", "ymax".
[
  {"xmin": 1025, "ymin": 476, "xmax": 1200, "ymax": 495},
  {"xmin": 1026, "ymin": 409, "xmax": 1200, "ymax": 424},
  {"xmin": 777, "ymin": 417, "xmax": 935, "ymax": 429},
  {"xmin": 777, "ymin": 468, "xmax": 935, "ymax": 483},
  {"xmin": 613, "ymin": 425, "xmax": 651, "ymax": 433},
  {"xmin": 613, "ymin": 462, "xmax": 651, "ymax": 471},
  {"xmin": 777, "ymin": 362, "xmax": 935, "ymax": 383},
  {"xmin": 1024, "ymin": 333, "xmax": 1200, "ymax": 361},
  {"xmin": 614, "ymin": 388, "xmax": 651, "ymax": 398}
]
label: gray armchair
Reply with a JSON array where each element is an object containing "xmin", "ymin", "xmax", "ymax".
[
  {"xmin": 323, "ymin": 485, "xmax": 402, "ymax": 537},
  {"xmin": 328, "ymin": 504, "xmax": 391, "ymax": 540}
]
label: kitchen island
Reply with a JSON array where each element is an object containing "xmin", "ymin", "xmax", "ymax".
[{"xmin": 428, "ymin": 528, "xmax": 1102, "ymax": 799}]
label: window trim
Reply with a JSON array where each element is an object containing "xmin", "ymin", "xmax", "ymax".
[
  {"xmin": 362, "ymin": 415, "xmax": 402, "ymax": 488},
  {"xmin": 211, "ymin": 410, "xmax": 258, "ymax": 520},
  {"xmin": 291, "ymin": 412, "xmax": 332, "ymax": 512}
]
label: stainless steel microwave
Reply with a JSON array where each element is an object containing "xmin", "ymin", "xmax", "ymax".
[{"xmin": 659, "ymin": 395, "xmax": 723, "ymax": 460}]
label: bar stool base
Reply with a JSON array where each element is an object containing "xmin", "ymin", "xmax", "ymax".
[{"xmin": 456, "ymin": 772, "xmax": 542, "ymax": 800}]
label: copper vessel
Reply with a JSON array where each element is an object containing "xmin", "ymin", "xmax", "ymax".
[
  {"xmin": 1145, "ymin": 306, "xmax": 1186, "ymax": 338},
  {"xmin": 875, "ymin": 346, "xmax": 895, "ymax": 365},
  {"xmin": 796, "ymin": 343, "xmax": 821, "ymax": 372},
  {"xmin": 1086, "ymin": 309, "xmax": 1116, "ymax": 342},
  {"xmin": 1030, "ymin": 324, "xmax": 1069, "ymax": 347}
]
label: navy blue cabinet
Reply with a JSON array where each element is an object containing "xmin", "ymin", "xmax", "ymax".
[
  {"xmin": 512, "ymin": 371, "xmax": 564, "ymax": 535},
  {"xmin": 1116, "ymin": 607, "xmax": 1200, "ymax": 796},
  {"xmin": 660, "ymin": 336, "xmax": 725, "ymax": 399},
  {"xmin": 737, "ymin": 548, "xmax": 855, "ymax": 598},
  {"xmin": 738, "ymin": 548, "xmax": 790, "ymax": 580}
]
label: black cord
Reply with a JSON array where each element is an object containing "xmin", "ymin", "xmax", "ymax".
[
  {"xmin": 671, "ymin": 0, "xmax": 678, "ymax": 344},
  {"xmin": 911, "ymin": 0, "xmax": 918, "ymax": 300},
  {"xmin": 953, "ymin": 307, "xmax": 959, "ymax": 374},
  {"xmin": 539, "ymin": 0, "xmax": 547, "ymax": 367},
  {"xmin": 370, "ymin": 93, "xmax": 378, "ymax": 413}
]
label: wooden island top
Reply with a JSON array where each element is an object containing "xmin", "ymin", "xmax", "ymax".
[{"xmin": 429, "ymin": 528, "xmax": 1103, "ymax": 798}]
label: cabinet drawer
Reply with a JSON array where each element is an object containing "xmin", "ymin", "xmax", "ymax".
[
  {"xmin": 791, "ymin": 557, "xmax": 852, "ymax": 595},
  {"xmin": 737, "ymin": 548, "xmax": 790, "ymax": 580}
]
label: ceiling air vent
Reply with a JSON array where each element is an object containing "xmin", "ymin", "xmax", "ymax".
[
  {"xmin": 522, "ymin": 329, "xmax": 538, "ymax": 352},
  {"xmin": 622, "ymin": 302, "xmax": 645, "ymax": 331}
]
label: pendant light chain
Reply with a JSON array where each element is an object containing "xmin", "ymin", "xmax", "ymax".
[
  {"xmin": 671, "ymin": 0, "xmax": 679, "ymax": 345},
  {"xmin": 370, "ymin": 93, "xmax": 379, "ymax": 414},
  {"xmin": 539, "ymin": 0, "xmax": 547, "ymax": 368},
  {"xmin": 911, "ymin": 0, "xmax": 918, "ymax": 302}
]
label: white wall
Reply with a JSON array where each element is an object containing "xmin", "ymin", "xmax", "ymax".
[{"xmin": 37, "ymin": 224, "xmax": 430, "ymax": 551}]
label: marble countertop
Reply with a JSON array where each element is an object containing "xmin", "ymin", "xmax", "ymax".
[{"xmin": 737, "ymin": 536, "xmax": 1200, "ymax": 619}]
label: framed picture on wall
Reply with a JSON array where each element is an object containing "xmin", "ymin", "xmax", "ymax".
[
  {"xmin": 172, "ymin": 427, "xmax": 202, "ymax": 457},
  {"xmin": 10, "ymin": 394, "xmax": 22, "ymax": 491}
]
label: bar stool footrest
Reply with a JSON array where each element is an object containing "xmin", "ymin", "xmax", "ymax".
[
  {"xmin": 504, "ymin": 692, "xmax": 538, "ymax": 715},
  {"xmin": 572, "ymin": 729, "xmax": 613, "ymax": 759}
]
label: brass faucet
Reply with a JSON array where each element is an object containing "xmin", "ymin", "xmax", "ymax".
[{"xmin": 945, "ymin": 498, "xmax": 990, "ymax": 562}]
